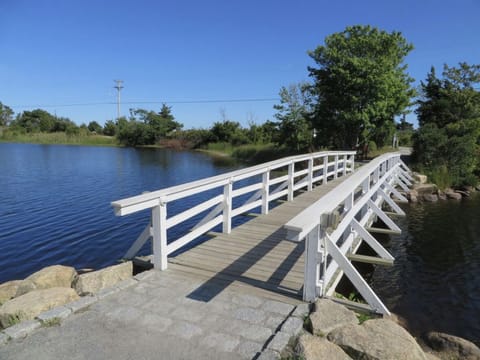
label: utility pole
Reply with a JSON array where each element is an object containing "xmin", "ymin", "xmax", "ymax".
[{"xmin": 114, "ymin": 80, "xmax": 124, "ymax": 120}]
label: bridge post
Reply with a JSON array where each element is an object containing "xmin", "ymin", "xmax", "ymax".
[
  {"xmin": 261, "ymin": 170, "xmax": 270, "ymax": 214},
  {"xmin": 322, "ymin": 156, "xmax": 328, "ymax": 184},
  {"xmin": 334, "ymin": 155, "xmax": 339, "ymax": 179},
  {"xmin": 343, "ymin": 155, "xmax": 348, "ymax": 176},
  {"xmin": 223, "ymin": 181, "xmax": 232, "ymax": 233},
  {"xmin": 304, "ymin": 224, "xmax": 320, "ymax": 302},
  {"xmin": 288, "ymin": 162, "xmax": 294, "ymax": 201},
  {"xmin": 152, "ymin": 204, "xmax": 168, "ymax": 270},
  {"xmin": 307, "ymin": 158, "xmax": 314, "ymax": 191}
]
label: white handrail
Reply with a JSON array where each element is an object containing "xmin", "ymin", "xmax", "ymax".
[{"xmin": 112, "ymin": 150, "xmax": 356, "ymax": 270}]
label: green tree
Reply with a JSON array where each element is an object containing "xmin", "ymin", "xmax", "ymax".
[
  {"xmin": 129, "ymin": 104, "xmax": 182, "ymax": 143},
  {"xmin": 308, "ymin": 25, "xmax": 415, "ymax": 150},
  {"xmin": 103, "ymin": 120, "xmax": 117, "ymax": 136},
  {"xmin": 87, "ymin": 121, "xmax": 103, "ymax": 134},
  {"xmin": 0, "ymin": 102, "xmax": 14, "ymax": 127},
  {"xmin": 274, "ymin": 83, "xmax": 313, "ymax": 152},
  {"xmin": 413, "ymin": 62, "xmax": 480, "ymax": 186}
]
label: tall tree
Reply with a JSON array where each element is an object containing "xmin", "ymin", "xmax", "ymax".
[
  {"xmin": 0, "ymin": 102, "xmax": 14, "ymax": 127},
  {"xmin": 414, "ymin": 62, "xmax": 480, "ymax": 186},
  {"xmin": 274, "ymin": 83, "xmax": 314, "ymax": 152},
  {"xmin": 308, "ymin": 25, "xmax": 415, "ymax": 149}
]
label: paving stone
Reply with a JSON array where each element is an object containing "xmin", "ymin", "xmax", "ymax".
[
  {"xmin": 95, "ymin": 286, "xmax": 121, "ymax": 299},
  {"xmin": 169, "ymin": 320, "xmax": 203, "ymax": 339},
  {"xmin": 137, "ymin": 312, "xmax": 172, "ymax": 332},
  {"xmin": 234, "ymin": 323, "xmax": 272, "ymax": 342},
  {"xmin": 233, "ymin": 308, "xmax": 267, "ymax": 324},
  {"xmin": 140, "ymin": 298, "xmax": 176, "ymax": 315},
  {"xmin": 236, "ymin": 340, "xmax": 263, "ymax": 359},
  {"xmin": 67, "ymin": 295, "xmax": 98, "ymax": 313},
  {"xmin": 281, "ymin": 316, "xmax": 304, "ymax": 336},
  {"xmin": 199, "ymin": 332, "xmax": 240, "ymax": 352},
  {"xmin": 261, "ymin": 300, "xmax": 294, "ymax": 316},
  {"xmin": 37, "ymin": 306, "xmax": 71, "ymax": 322},
  {"xmin": 292, "ymin": 303, "xmax": 311, "ymax": 318},
  {"xmin": 231, "ymin": 294, "xmax": 265, "ymax": 308},
  {"xmin": 133, "ymin": 270, "xmax": 155, "ymax": 282},
  {"xmin": 2, "ymin": 320, "xmax": 41, "ymax": 339},
  {"xmin": 114, "ymin": 291, "xmax": 148, "ymax": 306},
  {"xmin": 115, "ymin": 278, "xmax": 138, "ymax": 290},
  {"xmin": 171, "ymin": 306, "xmax": 205, "ymax": 322},
  {"xmin": 264, "ymin": 314, "xmax": 287, "ymax": 331},
  {"xmin": 257, "ymin": 349, "xmax": 281, "ymax": 360},
  {"xmin": 0, "ymin": 332, "xmax": 9, "ymax": 345},
  {"xmin": 104, "ymin": 305, "xmax": 144, "ymax": 323},
  {"xmin": 267, "ymin": 331, "xmax": 292, "ymax": 353}
]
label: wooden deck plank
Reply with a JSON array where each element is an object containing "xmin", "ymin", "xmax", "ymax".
[{"xmin": 169, "ymin": 174, "xmax": 350, "ymax": 301}]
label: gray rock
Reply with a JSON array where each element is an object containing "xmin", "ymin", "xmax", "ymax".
[
  {"xmin": 425, "ymin": 331, "xmax": 480, "ymax": 360},
  {"xmin": 257, "ymin": 349, "xmax": 280, "ymax": 360},
  {"xmin": 16, "ymin": 265, "xmax": 77, "ymax": 297},
  {"xmin": 0, "ymin": 331, "xmax": 9, "ymax": 345},
  {"xmin": 233, "ymin": 307, "xmax": 267, "ymax": 324},
  {"xmin": 0, "ymin": 287, "xmax": 79, "ymax": 328},
  {"xmin": 292, "ymin": 303, "xmax": 310, "ymax": 318},
  {"xmin": 310, "ymin": 299, "xmax": 358, "ymax": 336},
  {"xmin": 67, "ymin": 294, "xmax": 98, "ymax": 313},
  {"xmin": 423, "ymin": 194, "xmax": 438, "ymax": 202},
  {"xmin": 296, "ymin": 333, "xmax": 352, "ymax": 360},
  {"xmin": 199, "ymin": 332, "xmax": 240, "ymax": 352},
  {"xmin": 75, "ymin": 262, "xmax": 132, "ymax": 295},
  {"xmin": 328, "ymin": 318, "xmax": 427, "ymax": 360},
  {"xmin": 413, "ymin": 183, "xmax": 438, "ymax": 195},
  {"xmin": 2, "ymin": 320, "xmax": 41, "ymax": 339},
  {"xmin": 437, "ymin": 191, "xmax": 447, "ymax": 200},
  {"xmin": 413, "ymin": 173, "xmax": 428, "ymax": 184},
  {"xmin": 0, "ymin": 281, "xmax": 22, "ymax": 305},
  {"xmin": 236, "ymin": 341, "xmax": 263, "ymax": 359},
  {"xmin": 446, "ymin": 191, "xmax": 462, "ymax": 200},
  {"xmin": 410, "ymin": 195, "xmax": 418, "ymax": 203},
  {"xmin": 261, "ymin": 300, "xmax": 294, "ymax": 316}
]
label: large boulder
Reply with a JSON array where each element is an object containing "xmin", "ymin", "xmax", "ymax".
[
  {"xmin": 424, "ymin": 331, "xmax": 480, "ymax": 360},
  {"xmin": 0, "ymin": 287, "xmax": 79, "ymax": 328},
  {"xmin": 413, "ymin": 184, "xmax": 438, "ymax": 195},
  {"xmin": 328, "ymin": 318, "xmax": 427, "ymax": 360},
  {"xmin": 446, "ymin": 191, "xmax": 462, "ymax": 200},
  {"xmin": 0, "ymin": 281, "xmax": 22, "ymax": 305},
  {"xmin": 423, "ymin": 194, "xmax": 438, "ymax": 202},
  {"xmin": 296, "ymin": 333, "xmax": 352, "ymax": 359},
  {"xmin": 310, "ymin": 299, "xmax": 358, "ymax": 336},
  {"xmin": 15, "ymin": 265, "xmax": 77, "ymax": 297},
  {"xmin": 74, "ymin": 261, "xmax": 132, "ymax": 295},
  {"xmin": 413, "ymin": 173, "xmax": 428, "ymax": 184}
]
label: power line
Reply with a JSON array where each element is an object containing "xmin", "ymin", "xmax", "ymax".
[{"xmin": 10, "ymin": 97, "xmax": 280, "ymax": 110}]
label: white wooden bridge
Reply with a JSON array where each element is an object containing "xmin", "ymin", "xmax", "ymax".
[{"xmin": 112, "ymin": 151, "xmax": 412, "ymax": 314}]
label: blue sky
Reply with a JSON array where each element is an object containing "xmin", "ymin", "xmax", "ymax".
[{"xmin": 1, "ymin": 0, "xmax": 479, "ymax": 128}]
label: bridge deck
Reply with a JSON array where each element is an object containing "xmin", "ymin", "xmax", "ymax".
[{"xmin": 168, "ymin": 175, "xmax": 349, "ymax": 304}]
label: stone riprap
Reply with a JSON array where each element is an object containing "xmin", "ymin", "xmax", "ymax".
[
  {"xmin": 74, "ymin": 261, "xmax": 132, "ymax": 295},
  {"xmin": 15, "ymin": 265, "xmax": 77, "ymax": 297},
  {"xmin": 0, "ymin": 269, "xmax": 305, "ymax": 360}
]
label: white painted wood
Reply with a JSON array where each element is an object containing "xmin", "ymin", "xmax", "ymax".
[
  {"xmin": 261, "ymin": 171, "xmax": 270, "ymax": 214},
  {"xmin": 152, "ymin": 205, "xmax": 168, "ymax": 270},
  {"xmin": 294, "ymin": 168, "xmax": 310, "ymax": 177},
  {"xmin": 288, "ymin": 163, "xmax": 294, "ymax": 201},
  {"xmin": 191, "ymin": 202, "xmax": 224, "ymax": 231},
  {"xmin": 377, "ymin": 188, "xmax": 406, "ymax": 216},
  {"xmin": 123, "ymin": 223, "xmax": 152, "ymax": 259},
  {"xmin": 368, "ymin": 199, "xmax": 402, "ymax": 233},
  {"xmin": 334, "ymin": 156, "xmax": 339, "ymax": 179},
  {"xmin": 223, "ymin": 181, "xmax": 233, "ymax": 233},
  {"xmin": 303, "ymin": 226, "xmax": 320, "ymax": 302},
  {"xmin": 326, "ymin": 234, "xmax": 390, "ymax": 315},
  {"xmin": 231, "ymin": 182, "xmax": 263, "ymax": 198},
  {"xmin": 351, "ymin": 219, "xmax": 394, "ymax": 261},
  {"xmin": 113, "ymin": 198, "xmax": 160, "ymax": 216},
  {"xmin": 323, "ymin": 156, "xmax": 328, "ymax": 185},
  {"xmin": 166, "ymin": 194, "xmax": 224, "ymax": 229},
  {"xmin": 269, "ymin": 175, "xmax": 288, "ymax": 186},
  {"xmin": 383, "ymin": 182, "xmax": 408, "ymax": 203},
  {"xmin": 167, "ymin": 215, "xmax": 223, "ymax": 254},
  {"xmin": 231, "ymin": 199, "xmax": 262, "ymax": 217},
  {"xmin": 269, "ymin": 189, "xmax": 289, "ymax": 201},
  {"xmin": 343, "ymin": 155, "xmax": 348, "ymax": 176}
]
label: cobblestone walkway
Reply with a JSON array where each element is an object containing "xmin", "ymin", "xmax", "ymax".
[{"xmin": 0, "ymin": 269, "xmax": 308, "ymax": 360}]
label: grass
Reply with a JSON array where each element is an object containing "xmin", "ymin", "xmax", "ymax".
[
  {"xmin": 3, "ymin": 311, "xmax": 24, "ymax": 328},
  {"xmin": 0, "ymin": 132, "xmax": 118, "ymax": 147},
  {"xmin": 41, "ymin": 317, "xmax": 61, "ymax": 327}
]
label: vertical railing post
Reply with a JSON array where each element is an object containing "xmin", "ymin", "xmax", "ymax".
[
  {"xmin": 288, "ymin": 162, "xmax": 294, "ymax": 201},
  {"xmin": 304, "ymin": 224, "xmax": 320, "ymax": 301},
  {"xmin": 323, "ymin": 155, "xmax": 328, "ymax": 185},
  {"xmin": 342, "ymin": 155, "xmax": 347, "ymax": 176},
  {"xmin": 152, "ymin": 203, "xmax": 168, "ymax": 270},
  {"xmin": 223, "ymin": 180, "xmax": 232, "ymax": 233},
  {"xmin": 308, "ymin": 158, "xmax": 314, "ymax": 191},
  {"xmin": 350, "ymin": 154, "xmax": 355, "ymax": 173},
  {"xmin": 261, "ymin": 170, "xmax": 270, "ymax": 215},
  {"xmin": 334, "ymin": 155, "xmax": 339, "ymax": 179}
]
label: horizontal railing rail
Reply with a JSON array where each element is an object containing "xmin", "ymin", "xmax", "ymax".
[
  {"xmin": 284, "ymin": 152, "xmax": 412, "ymax": 314},
  {"xmin": 112, "ymin": 150, "xmax": 356, "ymax": 270}
]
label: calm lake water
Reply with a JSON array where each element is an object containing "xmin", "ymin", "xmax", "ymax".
[{"xmin": 0, "ymin": 143, "xmax": 478, "ymax": 344}]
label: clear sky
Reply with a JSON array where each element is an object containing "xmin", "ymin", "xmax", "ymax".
[{"xmin": 1, "ymin": 0, "xmax": 479, "ymax": 128}]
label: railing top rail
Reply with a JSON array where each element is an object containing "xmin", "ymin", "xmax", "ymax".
[
  {"xmin": 284, "ymin": 152, "xmax": 401, "ymax": 235},
  {"xmin": 111, "ymin": 150, "xmax": 355, "ymax": 215}
]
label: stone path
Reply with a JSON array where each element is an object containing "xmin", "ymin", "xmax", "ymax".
[{"xmin": 0, "ymin": 269, "xmax": 308, "ymax": 360}]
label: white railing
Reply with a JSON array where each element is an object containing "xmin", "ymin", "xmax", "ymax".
[
  {"xmin": 112, "ymin": 151, "xmax": 356, "ymax": 270},
  {"xmin": 284, "ymin": 152, "xmax": 412, "ymax": 315}
]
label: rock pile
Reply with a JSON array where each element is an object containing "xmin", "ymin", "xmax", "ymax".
[{"xmin": 0, "ymin": 262, "xmax": 132, "ymax": 329}]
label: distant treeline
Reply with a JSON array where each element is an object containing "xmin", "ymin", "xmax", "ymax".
[{"xmin": 1, "ymin": 24, "xmax": 479, "ymax": 187}]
